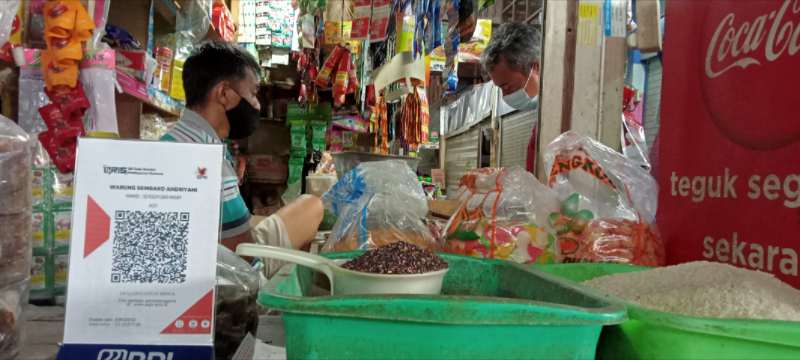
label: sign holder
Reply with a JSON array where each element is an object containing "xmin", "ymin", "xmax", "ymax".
[{"xmin": 57, "ymin": 138, "xmax": 224, "ymax": 360}]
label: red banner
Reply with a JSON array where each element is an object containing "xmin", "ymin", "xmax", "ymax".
[{"xmin": 657, "ymin": 0, "xmax": 800, "ymax": 287}]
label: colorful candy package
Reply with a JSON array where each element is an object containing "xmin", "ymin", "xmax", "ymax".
[{"xmin": 444, "ymin": 167, "xmax": 561, "ymax": 264}]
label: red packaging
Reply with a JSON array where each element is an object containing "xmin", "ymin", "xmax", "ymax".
[
  {"xmin": 45, "ymin": 85, "xmax": 90, "ymax": 121},
  {"xmin": 39, "ymin": 127, "xmax": 82, "ymax": 173},
  {"xmin": 116, "ymin": 50, "xmax": 147, "ymax": 81},
  {"xmin": 333, "ymin": 51, "xmax": 350, "ymax": 106},
  {"xmin": 316, "ymin": 46, "xmax": 344, "ymax": 88},
  {"xmin": 347, "ymin": 62, "xmax": 359, "ymax": 94}
]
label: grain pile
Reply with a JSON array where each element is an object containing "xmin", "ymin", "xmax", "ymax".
[{"xmin": 583, "ymin": 261, "xmax": 800, "ymax": 321}]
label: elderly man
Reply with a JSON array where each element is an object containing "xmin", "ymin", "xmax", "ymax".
[{"xmin": 482, "ymin": 23, "xmax": 542, "ymax": 172}]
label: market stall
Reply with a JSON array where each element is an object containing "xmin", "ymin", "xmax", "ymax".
[{"xmin": 1, "ymin": 0, "xmax": 800, "ymax": 360}]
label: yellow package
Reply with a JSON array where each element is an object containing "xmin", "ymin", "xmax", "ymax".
[{"xmin": 169, "ymin": 58, "xmax": 185, "ymax": 101}]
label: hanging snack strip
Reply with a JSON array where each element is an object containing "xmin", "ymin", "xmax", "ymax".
[
  {"xmin": 399, "ymin": 87, "xmax": 423, "ymax": 149},
  {"xmin": 39, "ymin": 1, "xmax": 93, "ymax": 173},
  {"xmin": 315, "ymin": 45, "xmax": 359, "ymax": 107}
]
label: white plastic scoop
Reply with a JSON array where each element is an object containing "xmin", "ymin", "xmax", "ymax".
[{"xmin": 236, "ymin": 243, "xmax": 448, "ymax": 296}]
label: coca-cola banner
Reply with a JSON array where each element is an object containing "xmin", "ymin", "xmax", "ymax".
[{"xmin": 657, "ymin": 0, "xmax": 800, "ymax": 287}]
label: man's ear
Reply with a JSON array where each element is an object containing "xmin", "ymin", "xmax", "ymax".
[
  {"xmin": 211, "ymin": 81, "xmax": 231, "ymax": 109},
  {"xmin": 532, "ymin": 62, "xmax": 541, "ymax": 75}
]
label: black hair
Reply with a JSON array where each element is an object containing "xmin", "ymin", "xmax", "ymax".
[
  {"xmin": 459, "ymin": 0, "xmax": 475, "ymax": 21},
  {"xmin": 182, "ymin": 41, "xmax": 261, "ymax": 107}
]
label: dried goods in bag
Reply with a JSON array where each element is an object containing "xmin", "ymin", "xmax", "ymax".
[
  {"xmin": 322, "ymin": 160, "xmax": 438, "ymax": 252},
  {"xmin": 544, "ymin": 131, "xmax": 665, "ymax": 266},
  {"xmin": 444, "ymin": 167, "xmax": 560, "ymax": 264}
]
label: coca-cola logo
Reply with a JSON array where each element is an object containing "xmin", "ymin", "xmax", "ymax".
[{"xmin": 701, "ymin": 0, "xmax": 800, "ymax": 150}]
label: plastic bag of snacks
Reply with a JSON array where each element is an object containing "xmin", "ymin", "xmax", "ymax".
[
  {"xmin": 214, "ymin": 245, "xmax": 259, "ymax": 360},
  {"xmin": 544, "ymin": 131, "xmax": 664, "ymax": 266},
  {"xmin": 322, "ymin": 160, "xmax": 438, "ymax": 252},
  {"xmin": 0, "ymin": 115, "xmax": 33, "ymax": 286},
  {"xmin": 444, "ymin": 167, "xmax": 560, "ymax": 264}
]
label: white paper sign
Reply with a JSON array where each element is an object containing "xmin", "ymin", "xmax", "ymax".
[{"xmin": 63, "ymin": 138, "xmax": 223, "ymax": 346}]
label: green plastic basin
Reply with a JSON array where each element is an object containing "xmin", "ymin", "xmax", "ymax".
[
  {"xmin": 537, "ymin": 263, "xmax": 800, "ymax": 360},
  {"xmin": 260, "ymin": 253, "xmax": 626, "ymax": 360}
]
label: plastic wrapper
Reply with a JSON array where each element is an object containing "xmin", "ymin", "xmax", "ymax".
[
  {"xmin": 322, "ymin": 160, "xmax": 437, "ymax": 252},
  {"xmin": 215, "ymin": 245, "xmax": 260, "ymax": 360},
  {"xmin": 544, "ymin": 131, "xmax": 664, "ymax": 266},
  {"xmin": 139, "ymin": 113, "xmax": 172, "ymax": 140},
  {"xmin": 0, "ymin": 1, "xmax": 20, "ymax": 47},
  {"xmin": 79, "ymin": 47, "xmax": 118, "ymax": 133},
  {"xmin": 1, "ymin": 117, "xmax": 33, "ymax": 289},
  {"xmin": 444, "ymin": 167, "xmax": 560, "ymax": 264},
  {"xmin": 18, "ymin": 65, "xmax": 50, "ymax": 135},
  {"xmin": 0, "ymin": 280, "xmax": 28, "ymax": 360}
]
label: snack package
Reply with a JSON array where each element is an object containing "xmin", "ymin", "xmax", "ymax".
[
  {"xmin": 215, "ymin": 245, "xmax": 259, "ymax": 360},
  {"xmin": 0, "ymin": 116, "xmax": 33, "ymax": 287},
  {"xmin": 0, "ymin": 280, "xmax": 28, "ymax": 360},
  {"xmin": 322, "ymin": 160, "xmax": 438, "ymax": 252},
  {"xmin": 444, "ymin": 167, "xmax": 560, "ymax": 264},
  {"xmin": 544, "ymin": 131, "xmax": 665, "ymax": 266}
]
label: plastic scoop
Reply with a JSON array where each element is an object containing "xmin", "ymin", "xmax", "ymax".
[{"xmin": 236, "ymin": 244, "xmax": 448, "ymax": 296}]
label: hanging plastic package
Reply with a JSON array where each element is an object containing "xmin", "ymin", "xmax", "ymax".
[
  {"xmin": 0, "ymin": 116, "xmax": 34, "ymax": 360},
  {"xmin": 544, "ymin": 131, "xmax": 665, "ymax": 266},
  {"xmin": 322, "ymin": 160, "xmax": 438, "ymax": 252},
  {"xmin": 620, "ymin": 86, "xmax": 650, "ymax": 169},
  {"xmin": 443, "ymin": 0, "xmax": 460, "ymax": 91},
  {"xmin": 17, "ymin": 50, "xmax": 50, "ymax": 135},
  {"xmin": 87, "ymin": 0, "xmax": 110, "ymax": 50},
  {"xmin": 80, "ymin": 47, "xmax": 118, "ymax": 134},
  {"xmin": 444, "ymin": 167, "xmax": 561, "ymax": 264},
  {"xmin": 369, "ymin": 0, "xmax": 391, "ymax": 42}
]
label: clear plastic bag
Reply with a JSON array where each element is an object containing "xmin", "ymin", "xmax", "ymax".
[
  {"xmin": 322, "ymin": 160, "xmax": 437, "ymax": 252},
  {"xmin": 0, "ymin": 280, "xmax": 28, "ymax": 360},
  {"xmin": 0, "ymin": 1, "xmax": 19, "ymax": 47},
  {"xmin": 1, "ymin": 116, "xmax": 33, "ymax": 286},
  {"xmin": 544, "ymin": 131, "xmax": 664, "ymax": 266},
  {"xmin": 444, "ymin": 167, "xmax": 561, "ymax": 264},
  {"xmin": 215, "ymin": 245, "xmax": 260, "ymax": 360}
]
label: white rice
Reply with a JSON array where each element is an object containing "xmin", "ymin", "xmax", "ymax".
[{"xmin": 583, "ymin": 261, "xmax": 800, "ymax": 321}]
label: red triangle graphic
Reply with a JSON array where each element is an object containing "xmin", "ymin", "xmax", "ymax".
[
  {"xmin": 161, "ymin": 290, "xmax": 214, "ymax": 335},
  {"xmin": 84, "ymin": 196, "xmax": 111, "ymax": 258}
]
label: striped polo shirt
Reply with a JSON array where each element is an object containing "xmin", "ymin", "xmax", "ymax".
[{"xmin": 161, "ymin": 109, "xmax": 251, "ymax": 239}]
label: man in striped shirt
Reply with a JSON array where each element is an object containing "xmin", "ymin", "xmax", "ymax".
[{"xmin": 162, "ymin": 41, "xmax": 322, "ymax": 273}]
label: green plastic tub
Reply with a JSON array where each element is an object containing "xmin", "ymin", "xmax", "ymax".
[
  {"xmin": 260, "ymin": 253, "xmax": 626, "ymax": 360},
  {"xmin": 537, "ymin": 263, "xmax": 800, "ymax": 360}
]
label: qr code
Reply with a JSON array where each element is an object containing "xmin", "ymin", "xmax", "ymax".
[{"xmin": 111, "ymin": 211, "xmax": 189, "ymax": 284}]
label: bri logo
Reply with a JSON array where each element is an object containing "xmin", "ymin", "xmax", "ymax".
[
  {"xmin": 96, "ymin": 349, "xmax": 174, "ymax": 360},
  {"xmin": 196, "ymin": 166, "xmax": 208, "ymax": 179}
]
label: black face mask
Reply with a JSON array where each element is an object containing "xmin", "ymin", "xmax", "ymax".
[{"xmin": 225, "ymin": 95, "xmax": 261, "ymax": 140}]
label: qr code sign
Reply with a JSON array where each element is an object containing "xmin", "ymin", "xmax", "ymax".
[{"xmin": 111, "ymin": 211, "xmax": 190, "ymax": 284}]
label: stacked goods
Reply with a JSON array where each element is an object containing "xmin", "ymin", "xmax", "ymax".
[
  {"xmin": 544, "ymin": 131, "xmax": 665, "ymax": 266},
  {"xmin": 444, "ymin": 167, "xmax": 560, "ymax": 264},
  {"xmin": 584, "ymin": 261, "xmax": 800, "ymax": 321},
  {"xmin": 0, "ymin": 116, "xmax": 33, "ymax": 360}
]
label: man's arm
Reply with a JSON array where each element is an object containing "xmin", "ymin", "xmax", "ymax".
[
  {"xmin": 274, "ymin": 194, "xmax": 324, "ymax": 249},
  {"xmin": 222, "ymin": 230, "xmax": 252, "ymax": 252}
]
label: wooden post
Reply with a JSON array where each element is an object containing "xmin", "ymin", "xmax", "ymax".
[
  {"xmin": 537, "ymin": 0, "xmax": 628, "ymax": 181},
  {"xmin": 537, "ymin": 0, "xmax": 577, "ymax": 181}
]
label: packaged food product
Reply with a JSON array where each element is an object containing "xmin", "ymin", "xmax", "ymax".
[
  {"xmin": 1, "ymin": 116, "xmax": 32, "ymax": 283},
  {"xmin": 323, "ymin": 160, "xmax": 438, "ymax": 252},
  {"xmin": 30, "ymin": 255, "xmax": 46, "ymax": 290},
  {"xmin": 544, "ymin": 131, "xmax": 665, "ymax": 266},
  {"xmin": 31, "ymin": 212, "xmax": 45, "ymax": 249},
  {"xmin": 53, "ymin": 210, "xmax": 71, "ymax": 247},
  {"xmin": 55, "ymin": 253, "xmax": 68, "ymax": 289},
  {"xmin": 444, "ymin": 167, "xmax": 560, "ymax": 264}
]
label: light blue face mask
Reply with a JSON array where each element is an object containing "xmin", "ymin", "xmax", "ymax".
[
  {"xmin": 503, "ymin": 89, "xmax": 539, "ymax": 111},
  {"xmin": 502, "ymin": 69, "xmax": 539, "ymax": 111}
]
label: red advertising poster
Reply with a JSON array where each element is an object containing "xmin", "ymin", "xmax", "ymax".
[{"xmin": 657, "ymin": 0, "xmax": 800, "ymax": 287}]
